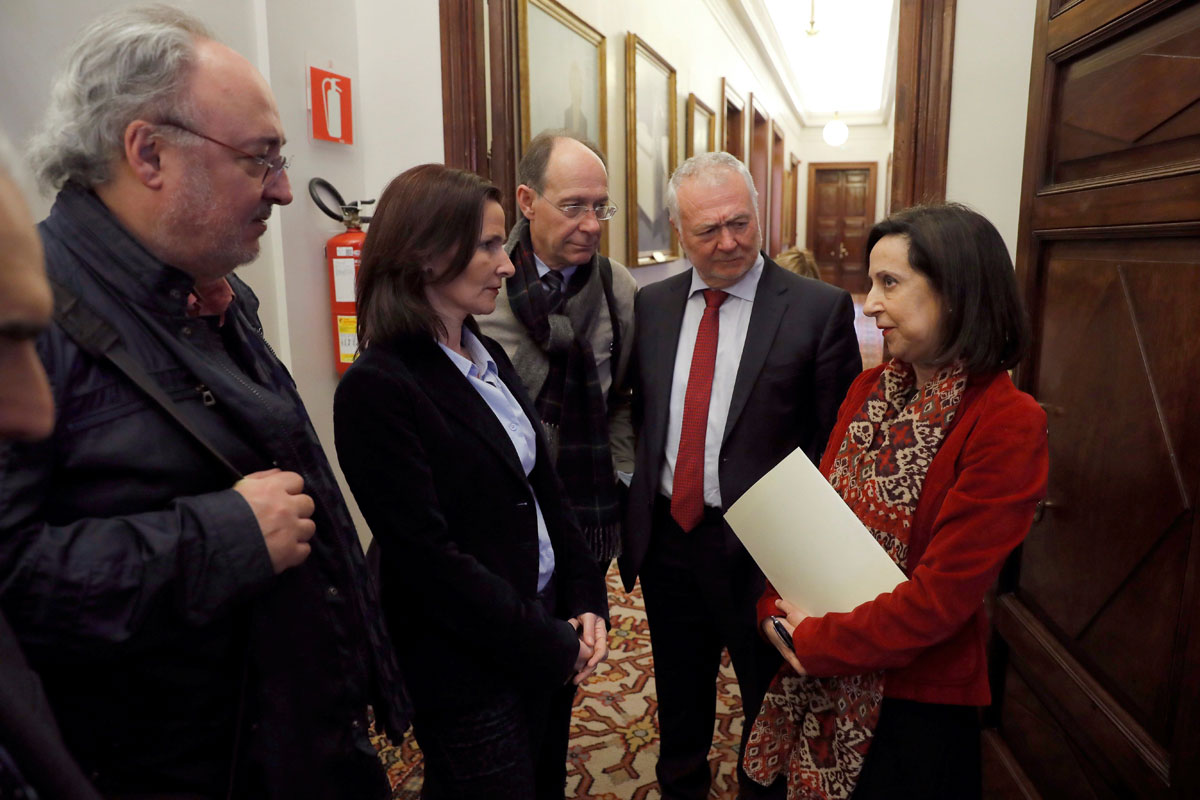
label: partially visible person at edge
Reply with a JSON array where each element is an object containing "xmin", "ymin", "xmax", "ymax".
[
  {"xmin": 773, "ymin": 246, "xmax": 821, "ymax": 281},
  {"xmin": 0, "ymin": 133, "xmax": 102, "ymax": 800},
  {"xmin": 0, "ymin": 7, "xmax": 406, "ymax": 797},
  {"xmin": 333, "ymin": 163, "xmax": 609, "ymax": 800},
  {"xmin": 744, "ymin": 203, "xmax": 1049, "ymax": 800},
  {"xmin": 477, "ymin": 130, "xmax": 637, "ymax": 571}
]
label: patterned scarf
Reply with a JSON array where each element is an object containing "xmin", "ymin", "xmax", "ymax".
[
  {"xmin": 505, "ymin": 222, "xmax": 622, "ymax": 560},
  {"xmin": 744, "ymin": 360, "xmax": 968, "ymax": 799}
]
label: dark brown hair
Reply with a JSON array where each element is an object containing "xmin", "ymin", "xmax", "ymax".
[
  {"xmin": 866, "ymin": 203, "xmax": 1031, "ymax": 374},
  {"xmin": 517, "ymin": 129, "xmax": 607, "ymax": 193},
  {"xmin": 356, "ymin": 164, "xmax": 501, "ymax": 346}
]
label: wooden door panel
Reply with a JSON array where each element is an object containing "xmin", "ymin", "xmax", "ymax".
[
  {"xmin": 1051, "ymin": 3, "xmax": 1200, "ymax": 185},
  {"xmin": 997, "ymin": 598, "xmax": 1171, "ymax": 794},
  {"xmin": 1001, "ymin": 0, "xmax": 1200, "ymax": 795},
  {"xmin": 843, "ymin": 176, "xmax": 869, "ymax": 216},
  {"xmin": 999, "ymin": 664, "xmax": 1122, "ymax": 800},
  {"xmin": 1022, "ymin": 257, "xmax": 1194, "ymax": 637},
  {"xmin": 1074, "ymin": 517, "xmax": 1190, "ymax": 740},
  {"xmin": 841, "ymin": 218, "xmax": 869, "ymax": 268}
]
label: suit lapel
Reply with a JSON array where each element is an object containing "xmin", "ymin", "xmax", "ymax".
[
  {"xmin": 723, "ymin": 259, "xmax": 789, "ymax": 445},
  {"xmin": 399, "ymin": 337, "xmax": 529, "ymax": 484}
]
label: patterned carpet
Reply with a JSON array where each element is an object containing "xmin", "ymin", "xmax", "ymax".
[{"xmin": 371, "ymin": 564, "xmax": 745, "ymax": 799}]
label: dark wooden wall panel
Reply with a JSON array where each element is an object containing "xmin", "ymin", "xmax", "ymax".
[{"xmin": 1001, "ymin": 1, "xmax": 1200, "ymax": 794}]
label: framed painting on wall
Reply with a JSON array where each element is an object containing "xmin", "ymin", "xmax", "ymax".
[
  {"xmin": 686, "ymin": 93, "xmax": 716, "ymax": 158},
  {"xmin": 518, "ymin": 0, "xmax": 606, "ymax": 153},
  {"xmin": 625, "ymin": 33, "xmax": 678, "ymax": 266}
]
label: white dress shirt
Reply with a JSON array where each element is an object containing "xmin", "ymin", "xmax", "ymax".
[{"xmin": 659, "ymin": 253, "xmax": 765, "ymax": 507}]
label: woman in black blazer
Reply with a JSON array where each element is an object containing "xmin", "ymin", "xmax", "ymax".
[{"xmin": 333, "ymin": 164, "xmax": 609, "ymax": 799}]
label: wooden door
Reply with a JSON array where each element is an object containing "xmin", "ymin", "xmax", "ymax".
[
  {"xmin": 747, "ymin": 94, "xmax": 770, "ymax": 234},
  {"xmin": 769, "ymin": 122, "xmax": 785, "ymax": 256},
  {"xmin": 722, "ymin": 78, "xmax": 745, "ymax": 161},
  {"xmin": 806, "ymin": 162, "xmax": 877, "ymax": 293},
  {"xmin": 990, "ymin": 1, "xmax": 1200, "ymax": 797}
]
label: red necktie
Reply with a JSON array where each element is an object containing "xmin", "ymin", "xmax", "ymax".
[{"xmin": 671, "ymin": 289, "xmax": 728, "ymax": 532}]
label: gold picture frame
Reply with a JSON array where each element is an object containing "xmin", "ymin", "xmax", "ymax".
[
  {"xmin": 625, "ymin": 33, "xmax": 679, "ymax": 267},
  {"xmin": 686, "ymin": 93, "xmax": 716, "ymax": 158},
  {"xmin": 517, "ymin": 0, "xmax": 606, "ymax": 154}
]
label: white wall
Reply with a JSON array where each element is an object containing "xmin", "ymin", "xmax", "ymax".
[{"xmin": 945, "ymin": 0, "xmax": 1037, "ymax": 260}]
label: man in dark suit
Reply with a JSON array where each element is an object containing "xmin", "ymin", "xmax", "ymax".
[{"xmin": 621, "ymin": 152, "xmax": 862, "ymax": 799}]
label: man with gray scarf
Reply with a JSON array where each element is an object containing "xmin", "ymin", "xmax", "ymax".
[{"xmin": 478, "ymin": 131, "xmax": 637, "ymax": 567}]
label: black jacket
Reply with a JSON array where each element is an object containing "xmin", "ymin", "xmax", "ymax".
[
  {"xmin": 0, "ymin": 185, "xmax": 406, "ymax": 798},
  {"xmin": 333, "ymin": 326, "xmax": 608, "ymax": 711}
]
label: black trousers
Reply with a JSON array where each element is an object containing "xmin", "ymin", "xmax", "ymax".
[
  {"xmin": 851, "ymin": 698, "xmax": 982, "ymax": 800},
  {"xmin": 640, "ymin": 496, "xmax": 785, "ymax": 800},
  {"xmin": 413, "ymin": 575, "xmax": 577, "ymax": 800}
]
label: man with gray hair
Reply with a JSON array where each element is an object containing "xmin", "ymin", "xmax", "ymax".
[
  {"xmin": 620, "ymin": 152, "xmax": 861, "ymax": 798},
  {"xmin": 0, "ymin": 7, "xmax": 405, "ymax": 798}
]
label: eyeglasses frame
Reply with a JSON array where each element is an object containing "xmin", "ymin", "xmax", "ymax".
[
  {"xmin": 535, "ymin": 189, "xmax": 618, "ymax": 221},
  {"xmin": 157, "ymin": 119, "xmax": 290, "ymax": 186}
]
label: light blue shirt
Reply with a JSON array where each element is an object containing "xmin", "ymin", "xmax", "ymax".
[
  {"xmin": 439, "ymin": 328, "xmax": 555, "ymax": 592},
  {"xmin": 659, "ymin": 253, "xmax": 765, "ymax": 507}
]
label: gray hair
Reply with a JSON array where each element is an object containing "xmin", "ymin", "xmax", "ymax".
[
  {"xmin": 666, "ymin": 151, "xmax": 758, "ymax": 222},
  {"xmin": 27, "ymin": 5, "xmax": 212, "ymax": 191}
]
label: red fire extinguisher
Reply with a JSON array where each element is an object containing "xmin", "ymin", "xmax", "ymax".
[{"xmin": 309, "ymin": 178, "xmax": 374, "ymax": 375}]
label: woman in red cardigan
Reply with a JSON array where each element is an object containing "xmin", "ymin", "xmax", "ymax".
[{"xmin": 743, "ymin": 204, "xmax": 1048, "ymax": 800}]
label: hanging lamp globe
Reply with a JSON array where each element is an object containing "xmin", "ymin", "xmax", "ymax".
[{"xmin": 822, "ymin": 116, "xmax": 849, "ymax": 147}]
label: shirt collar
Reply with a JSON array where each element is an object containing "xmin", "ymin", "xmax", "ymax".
[
  {"xmin": 533, "ymin": 252, "xmax": 578, "ymax": 285},
  {"xmin": 687, "ymin": 251, "xmax": 765, "ymax": 303},
  {"xmin": 437, "ymin": 327, "xmax": 499, "ymax": 382},
  {"xmin": 186, "ymin": 278, "xmax": 236, "ymax": 324}
]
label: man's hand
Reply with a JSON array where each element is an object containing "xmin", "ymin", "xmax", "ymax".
[
  {"xmin": 569, "ymin": 613, "xmax": 609, "ymax": 685},
  {"xmin": 234, "ymin": 468, "xmax": 316, "ymax": 573}
]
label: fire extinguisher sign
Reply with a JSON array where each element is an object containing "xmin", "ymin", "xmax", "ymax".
[{"xmin": 309, "ymin": 66, "xmax": 353, "ymax": 145}]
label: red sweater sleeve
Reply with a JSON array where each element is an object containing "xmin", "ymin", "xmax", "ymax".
[{"xmin": 790, "ymin": 384, "xmax": 1048, "ymax": 676}]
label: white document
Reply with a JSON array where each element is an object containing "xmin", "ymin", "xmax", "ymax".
[{"xmin": 725, "ymin": 448, "xmax": 907, "ymax": 617}]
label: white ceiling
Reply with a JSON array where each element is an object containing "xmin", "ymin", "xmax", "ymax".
[{"xmin": 732, "ymin": 0, "xmax": 899, "ymax": 127}]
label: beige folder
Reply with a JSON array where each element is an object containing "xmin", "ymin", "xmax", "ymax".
[{"xmin": 725, "ymin": 448, "xmax": 907, "ymax": 617}]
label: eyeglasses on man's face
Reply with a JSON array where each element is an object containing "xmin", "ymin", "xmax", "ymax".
[
  {"xmin": 158, "ymin": 120, "xmax": 290, "ymax": 186},
  {"xmin": 538, "ymin": 191, "xmax": 618, "ymax": 221}
]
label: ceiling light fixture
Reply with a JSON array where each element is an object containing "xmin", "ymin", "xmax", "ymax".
[
  {"xmin": 806, "ymin": 0, "xmax": 819, "ymax": 36},
  {"xmin": 822, "ymin": 112, "xmax": 849, "ymax": 147}
]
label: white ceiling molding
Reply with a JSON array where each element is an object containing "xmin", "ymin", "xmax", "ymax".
[
  {"xmin": 700, "ymin": 0, "xmax": 806, "ymax": 124},
  {"xmin": 730, "ymin": 0, "xmax": 898, "ymax": 128}
]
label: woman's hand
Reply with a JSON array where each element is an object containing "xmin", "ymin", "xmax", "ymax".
[
  {"xmin": 761, "ymin": 598, "xmax": 810, "ymax": 675},
  {"xmin": 568, "ymin": 613, "xmax": 609, "ymax": 685},
  {"xmin": 775, "ymin": 598, "xmax": 810, "ymax": 629}
]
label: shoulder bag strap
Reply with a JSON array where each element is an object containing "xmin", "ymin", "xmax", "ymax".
[{"xmin": 49, "ymin": 279, "xmax": 244, "ymax": 481}]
